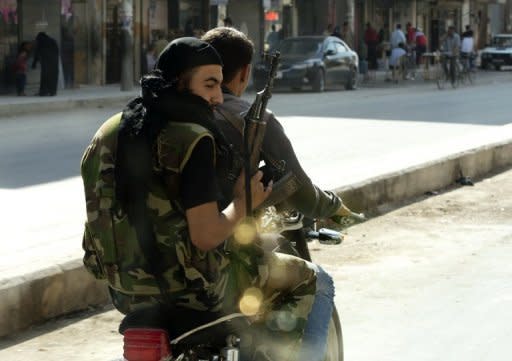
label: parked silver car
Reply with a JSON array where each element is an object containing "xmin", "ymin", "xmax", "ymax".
[{"xmin": 480, "ymin": 34, "xmax": 512, "ymax": 70}]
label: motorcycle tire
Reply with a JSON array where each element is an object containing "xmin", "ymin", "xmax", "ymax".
[
  {"xmin": 325, "ymin": 306, "xmax": 344, "ymax": 361},
  {"xmin": 281, "ymin": 228, "xmax": 343, "ymax": 360}
]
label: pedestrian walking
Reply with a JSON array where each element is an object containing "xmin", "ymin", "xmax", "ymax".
[
  {"xmin": 266, "ymin": 24, "xmax": 280, "ymax": 51},
  {"xmin": 341, "ymin": 21, "xmax": 354, "ymax": 49},
  {"xmin": 461, "ymin": 25, "xmax": 475, "ymax": 70},
  {"xmin": 406, "ymin": 22, "xmax": 416, "ymax": 45},
  {"xmin": 390, "ymin": 24, "xmax": 406, "ymax": 49},
  {"xmin": 415, "ymin": 27, "xmax": 427, "ymax": 65},
  {"xmin": 364, "ymin": 23, "xmax": 379, "ymax": 79},
  {"xmin": 32, "ymin": 32, "xmax": 59, "ymax": 96}
]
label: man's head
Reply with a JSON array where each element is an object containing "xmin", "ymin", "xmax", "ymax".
[
  {"xmin": 448, "ymin": 26, "xmax": 455, "ymax": 36},
  {"xmin": 202, "ymin": 27, "xmax": 254, "ymax": 96},
  {"xmin": 396, "ymin": 24, "xmax": 402, "ymax": 30},
  {"xmin": 156, "ymin": 37, "xmax": 224, "ymax": 106}
]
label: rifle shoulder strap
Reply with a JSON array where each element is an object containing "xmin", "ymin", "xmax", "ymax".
[{"xmin": 214, "ymin": 107, "xmax": 244, "ymax": 134}]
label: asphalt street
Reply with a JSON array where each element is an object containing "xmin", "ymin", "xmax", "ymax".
[
  {"xmin": 1, "ymin": 72, "xmax": 511, "ymax": 290},
  {"xmin": 0, "ymin": 70, "xmax": 511, "ymax": 359},
  {"xmin": 1, "ymin": 167, "xmax": 511, "ymax": 361}
]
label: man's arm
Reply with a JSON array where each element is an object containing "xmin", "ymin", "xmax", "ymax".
[
  {"xmin": 180, "ymin": 137, "xmax": 271, "ymax": 251},
  {"xmin": 261, "ymin": 113, "xmax": 342, "ymax": 218},
  {"xmin": 216, "ymin": 95, "xmax": 345, "ymax": 219}
]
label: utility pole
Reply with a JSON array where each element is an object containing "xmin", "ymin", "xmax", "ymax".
[{"xmin": 120, "ymin": 0, "xmax": 134, "ymax": 91}]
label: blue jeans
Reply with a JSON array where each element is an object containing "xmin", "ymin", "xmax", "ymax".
[{"xmin": 298, "ymin": 264, "xmax": 335, "ymax": 361}]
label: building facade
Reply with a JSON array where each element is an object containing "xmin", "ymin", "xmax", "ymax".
[{"xmin": 0, "ymin": 0, "xmax": 510, "ymax": 93}]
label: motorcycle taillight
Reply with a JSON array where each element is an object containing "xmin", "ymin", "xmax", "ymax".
[{"xmin": 123, "ymin": 328, "xmax": 171, "ymax": 361}]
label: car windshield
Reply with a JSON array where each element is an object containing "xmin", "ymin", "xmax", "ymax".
[
  {"xmin": 492, "ymin": 36, "xmax": 512, "ymax": 47},
  {"xmin": 278, "ymin": 39, "xmax": 322, "ymax": 56}
]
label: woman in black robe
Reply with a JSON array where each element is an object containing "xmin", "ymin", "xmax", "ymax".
[{"xmin": 32, "ymin": 32, "xmax": 59, "ymax": 96}]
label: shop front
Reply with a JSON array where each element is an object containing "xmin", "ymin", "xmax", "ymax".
[
  {"xmin": 0, "ymin": 0, "xmax": 93, "ymax": 93},
  {"xmin": 0, "ymin": 0, "xmax": 18, "ymax": 93}
]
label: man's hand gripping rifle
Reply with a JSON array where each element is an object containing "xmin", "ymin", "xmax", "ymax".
[{"xmin": 242, "ymin": 52, "xmax": 280, "ymax": 219}]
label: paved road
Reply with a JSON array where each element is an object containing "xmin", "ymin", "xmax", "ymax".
[
  {"xmin": 1, "ymin": 76, "xmax": 510, "ymax": 283},
  {"xmin": 1, "ymin": 167, "xmax": 510, "ymax": 361},
  {"xmin": 1, "ymin": 74, "xmax": 510, "ymax": 189}
]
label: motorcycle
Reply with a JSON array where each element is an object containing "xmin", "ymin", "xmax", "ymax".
[{"xmin": 114, "ymin": 208, "xmax": 365, "ymax": 361}]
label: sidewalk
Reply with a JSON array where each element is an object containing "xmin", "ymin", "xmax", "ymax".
[
  {"xmin": 1, "ymin": 69, "xmax": 510, "ymax": 117},
  {"xmin": 358, "ymin": 67, "xmax": 512, "ymax": 89},
  {"xmin": 1, "ymin": 81, "xmax": 512, "ymax": 339},
  {"xmin": 0, "ymin": 84, "xmax": 139, "ymax": 118}
]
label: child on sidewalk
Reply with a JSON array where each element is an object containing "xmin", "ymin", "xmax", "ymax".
[{"xmin": 14, "ymin": 42, "xmax": 31, "ymax": 96}]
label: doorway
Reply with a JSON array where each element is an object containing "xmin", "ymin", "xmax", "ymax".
[{"xmin": 106, "ymin": 0, "xmax": 121, "ymax": 83}]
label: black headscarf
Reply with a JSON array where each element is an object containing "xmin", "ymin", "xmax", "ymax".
[
  {"xmin": 156, "ymin": 37, "xmax": 223, "ymax": 82},
  {"xmin": 115, "ymin": 37, "xmax": 230, "ymax": 217}
]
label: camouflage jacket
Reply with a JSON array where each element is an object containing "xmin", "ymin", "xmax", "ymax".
[
  {"xmin": 81, "ymin": 111, "xmax": 231, "ymax": 313},
  {"xmin": 81, "ymin": 102, "xmax": 318, "ymax": 360}
]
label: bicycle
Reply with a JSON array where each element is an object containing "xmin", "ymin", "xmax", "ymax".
[
  {"xmin": 436, "ymin": 53, "xmax": 459, "ymax": 89},
  {"xmin": 459, "ymin": 53, "xmax": 474, "ymax": 85}
]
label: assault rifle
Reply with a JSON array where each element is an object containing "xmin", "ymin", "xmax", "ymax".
[{"xmin": 243, "ymin": 51, "xmax": 280, "ymax": 218}]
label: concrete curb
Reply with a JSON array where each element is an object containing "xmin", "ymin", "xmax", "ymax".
[
  {"xmin": 0, "ymin": 260, "xmax": 109, "ymax": 338},
  {"xmin": 334, "ymin": 137, "xmax": 512, "ymax": 212},
  {"xmin": 0, "ymin": 94, "xmax": 136, "ymax": 118},
  {"xmin": 1, "ymin": 133, "xmax": 512, "ymax": 338}
]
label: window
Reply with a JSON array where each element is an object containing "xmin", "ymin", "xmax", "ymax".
[
  {"xmin": 335, "ymin": 42, "xmax": 348, "ymax": 53},
  {"xmin": 325, "ymin": 41, "xmax": 337, "ymax": 54}
]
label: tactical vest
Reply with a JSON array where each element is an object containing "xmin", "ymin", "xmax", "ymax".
[{"xmin": 81, "ymin": 113, "xmax": 230, "ymax": 311}]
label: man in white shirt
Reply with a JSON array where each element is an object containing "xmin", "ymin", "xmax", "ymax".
[
  {"xmin": 461, "ymin": 25, "xmax": 475, "ymax": 69},
  {"xmin": 390, "ymin": 24, "xmax": 406, "ymax": 49}
]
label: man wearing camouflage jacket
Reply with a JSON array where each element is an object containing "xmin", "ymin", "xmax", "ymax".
[{"xmin": 81, "ymin": 37, "xmax": 320, "ymax": 361}]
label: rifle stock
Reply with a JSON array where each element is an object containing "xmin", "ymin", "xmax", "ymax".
[
  {"xmin": 244, "ymin": 52, "xmax": 280, "ymax": 175},
  {"xmin": 242, "ymin": 52, "xmax": 280, "ymax": 215}
]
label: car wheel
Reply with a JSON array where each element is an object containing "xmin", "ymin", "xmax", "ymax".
[
  {"xmin": 312, "ymin": 69, "xmax": 325, "ymax": 92},
  {"xmin": 345, "ymin": 67, "xmax": 358, "ymax": 90}
]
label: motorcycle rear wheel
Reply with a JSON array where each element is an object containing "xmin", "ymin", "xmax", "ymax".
[{"xmin": 325, "ymin": 306, "xmax": 344, "ymax": 361}]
